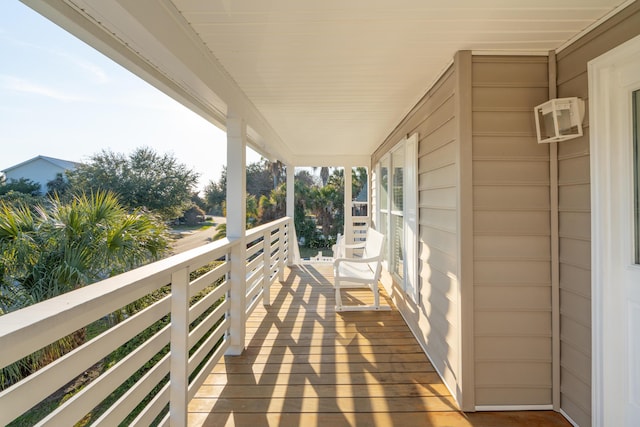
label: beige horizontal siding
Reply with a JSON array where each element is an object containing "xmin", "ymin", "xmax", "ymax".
[
  {"xmin": 415, "ymin": 68, "xmax": 461, "ymax": 400},
  {"xmin": 475, "ymin": 286, "xmax": 551, "ymax": 311},
  {"xmin": 555, "ymin": 5, "xmax": 640, "ymax": 422},
  {"xmin": 474, "ymin": 160, "xmax": 549, "ymax": 185},
  {"xmin": 475, "ymin": 260, "xmax": 551, "ymax": 285},
  {"xmin": 473, "ymin": 111, "xmax": 537, "ymax": 137},
  {"xmin": 472, "ymin": 55, "xmax": 552, "ymax": 407},
  {"xmin": 372, "ymin": 63, "xmax": 464, "ymax": 408},
  {"xmin": 476, "ymin": 336, "xmax": 552, "ymax": 361},
  {"xmin": 475, "ymin": 387, "xmax": 552, "ymax": 407},
  {"xmin": 473, "ymin": 134, "xmax": 548, "ymax": 157},
  {"xmin": 475, "ymin": 211, "xmax": 550, "ymax": 236},
  {"xmin": 473, "ymin": 87, "xmax": 549, "ymax": 111}
]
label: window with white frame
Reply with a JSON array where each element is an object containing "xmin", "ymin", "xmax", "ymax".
[
  {"xmin": 634, "ymin": 89, "xmax": 640, "ymax": 264},
  {"xmin": 391, "ymin": 145, "xmax": 405, "ymax": 279},
  {"xmin": 376, "ymin": 134, "xmax": 418, "ymax": 303},
  {"xmin": 379, "ymin": 158, "xmax": 389, "ymax": 266}
]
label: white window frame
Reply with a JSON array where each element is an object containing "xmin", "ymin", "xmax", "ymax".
[
  {"xmin": 376, "ymin": 133, "xmax": 418, "ymax": 303},
  {"xmin": 390, "ymin": 142, "xmax": 405, "ymax": 285},
  {"xmin": 378, "ymin": 155, "xmax": 391, "ymax": 271}
]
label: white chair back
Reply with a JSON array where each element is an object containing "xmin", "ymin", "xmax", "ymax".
[
  {"xmin": 363, "ymin": 228, "xmax": 384, "ymax": 270},
  {"xmin": 333, "ymin": 227, "xmax": 389, "ymax": 311}
]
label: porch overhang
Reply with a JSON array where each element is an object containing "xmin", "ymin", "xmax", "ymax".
[{"xmin": 21, "ymin": 0, "xmax": 633, "ymax": 166}]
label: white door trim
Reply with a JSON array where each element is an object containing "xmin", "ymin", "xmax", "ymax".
[{"xmin": 589, "ymin": 33, "xmax": 640, "ymax": 427}]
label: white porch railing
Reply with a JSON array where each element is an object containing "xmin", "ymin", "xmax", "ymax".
[
  {"xmin": 350, "ymin": 216, "xmax": 370, "ymax": 245},
  {"xmin": 0, "ymin": 217, "xmax": 292, "ymax": 426}
]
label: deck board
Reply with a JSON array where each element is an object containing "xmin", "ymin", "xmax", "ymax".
[{"xmin": 188, "ymin": 264, "xmax": 571, "ymax": 427}]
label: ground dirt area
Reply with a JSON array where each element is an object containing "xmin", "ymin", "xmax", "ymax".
[{"xmin": 171, "ymin": 217, "xmax": 226, "ymax": 254}]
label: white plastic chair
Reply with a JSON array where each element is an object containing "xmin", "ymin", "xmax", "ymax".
[
  {"xmin": 333, "ymin": 228, "xmax": 390, "ymax": 311},
  {"xmin": 332, "ymin": 233, "xmax": 345, "ymax": 259}
]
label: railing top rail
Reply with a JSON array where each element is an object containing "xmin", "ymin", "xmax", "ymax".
[
  {"xmin": 245, "ymin": 216, "xmax": 290, "ymax": 239},
  {"xmin": 0, "ymin": 237, "xmax": 238, "ymax": 367}
]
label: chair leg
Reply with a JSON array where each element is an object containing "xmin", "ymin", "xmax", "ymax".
[
  {"xmin": 372, "ymin": 282, "xmax": 380, "ymax": 309},
  {"xmin": 335, "ymin": 279, "xmax": 342, "ymax": 311}
]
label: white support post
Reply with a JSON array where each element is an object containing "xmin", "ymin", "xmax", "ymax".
[
  {"xmin": 170, "ymin": 267, "xmax": 189, "ymax": 427},
  {"xmin": 344, "ymin": 164, "xmax": 353, "ymax": 256},
  {"xmin": 262, "ymin": 229, "xmax": 272, "ymax": 306},
  {"xmin": 225, "ymin": 109, "xmax": 247, "ymax": 356},
  {"xmin": 286, "ymin": 165, "xmax": 296, "ymax": 265},
  {"xmin": 278, "ymin": 222, "xmax": 286, "ymax": 282}
]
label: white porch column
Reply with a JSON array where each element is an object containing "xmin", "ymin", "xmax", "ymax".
[
  {"xmin": 225, "ymin": 109, "xmax": 247, "ymax": 356},
  {"xmin": 286, "ymin": 164, "xmax": 295, "ymax": 218},
  {"xmin": 344, "ymin": 164, "xmax": 353, "ymax": 246},
  {"xmin": 286, "ymin": 165, "xmax": 296, "ymax": 265},
  {"xmin": 169, "ymin": 267, "xmax": 189, "ymax": 427}
]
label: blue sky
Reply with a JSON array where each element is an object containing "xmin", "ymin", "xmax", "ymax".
[{"xmin": 0, "ymin": 1, "xmax": 261, "ymax": 191}]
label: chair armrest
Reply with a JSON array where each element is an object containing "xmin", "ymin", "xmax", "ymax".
[
  {"xmin": 333, "ymin": 242, "xmax": 366, "ymax": 250},
  {"xmin": 334, "ymin": 256, "xmax": 381, "ymax": 267}
]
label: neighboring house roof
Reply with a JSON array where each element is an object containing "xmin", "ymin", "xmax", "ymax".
[{"xmin": 2, "ymin": 155, "xmax": 81, "ymax": 174}]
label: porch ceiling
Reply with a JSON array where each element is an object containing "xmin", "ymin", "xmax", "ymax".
[{"xmin": 30, "ymin": 0, "xmax": 629, "ymax": 165}]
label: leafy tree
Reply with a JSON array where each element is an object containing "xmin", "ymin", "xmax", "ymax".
[
  {"xmin": 246, "ymin": 160, "xmax": 273, "ymax": 199},
  {"xmin": 0, "ymin": 177, "xmax": 41, "ymax": 196},
  {"xmin": 211, "ymin": 191, "xmax": 265, "ymax": 240},
  {"xmin": 246, "ymin": 194, "xmax": 259, "ymax": 228},
  {"xmin": 293, "ymin": 171, "xmax": 317, "ymax": 245},
  {"xmin": 269, "ymin": 161, "xmax": 285, "ymax": 189},
  {"xmin": 204, "ymin": 168, "xmax": 226, "ymax": 215},
  {"xmin": 190, "ymin": 192, "xmax": 207, "ymax": 212},
  {"xmin": 310, "ymin": 169, "xmax": 344, "ymax": 238},
  {"xmin": 46, "ymin": 172, "xmax": 71, "ymax": 197},
  {"xmin": 0, "ymin": 190, "xmax": 42, "ymax": 207},
  {"xmin": 67, "ymin": 147, "xmax": 199, "ymax": 219},
  {"xmin": 205, "ymin": 159, "xmax": 285, "ymax": 217},
  {"xmin": 291, "ymin": 168, "xmax": 348, "ymax": 250},
  {"xmin": 258, "ymin": 183, "xmax": 286, "ymax": 224},
  {"xmin": 295, "ymin": 169, "xmax": 317, "ymax": 188},
  {"xmin": 352, "ymin": 167, "xmax": 368, "ymax": 200}
]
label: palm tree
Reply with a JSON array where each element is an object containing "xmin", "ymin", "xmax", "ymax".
[
  {"xmin": 0, "ymin": 191, "xmax": 169, "ymax": 388},
  {"xmin": 269, "ymin": 160, "xmax": 284, "ymax": 189},
  {"xmin": 0, "ymin": 191, "xmax": 168, "ymax": 310},
  {"xmin": 213, "ymin": 222, "xmax": 227, "ymax": 241},
  {"xmin": 320, "ymin": 167, "xmax": 330, "ymax": 187},
  {"xmin": 311, "ymin": 166, "xmax": 331, "ymax": 187}
]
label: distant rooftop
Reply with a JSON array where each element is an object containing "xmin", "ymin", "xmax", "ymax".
[{"xmin": 2, "ymin": 155, "xmax": 81, "ymax": 173}]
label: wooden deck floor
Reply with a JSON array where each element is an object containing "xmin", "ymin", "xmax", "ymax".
[{"xmin": 188, "ymin": 265, "xmax": 571, "ymax": 427}]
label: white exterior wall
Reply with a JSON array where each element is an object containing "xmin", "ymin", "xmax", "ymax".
[{"xmin": 4, "ymin": 158, "xmax": 70, "ymax": 194}]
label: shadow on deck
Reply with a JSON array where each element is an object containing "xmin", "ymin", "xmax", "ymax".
[{"xmin": 188, "ymin": 265, "xmax": 570, "ymax": 427}]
